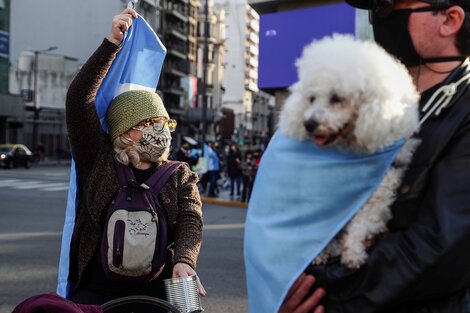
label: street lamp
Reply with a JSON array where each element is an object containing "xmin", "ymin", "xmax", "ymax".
[
  {"xmin": 32, "ymin": 46, "xmax": 57, "ymax": 154},
  {"xmin": 201, "ymin": 0, "xmax": 210, "ymax": 155}
]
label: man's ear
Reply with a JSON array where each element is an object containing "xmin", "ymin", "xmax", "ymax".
[{"xmin": 440, "ymin": 5, "xmax": 466, "ymax": 36}]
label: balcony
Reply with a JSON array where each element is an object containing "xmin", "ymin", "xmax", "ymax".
[
  {"xmin": 197, "ymin": 33, "xmax": 217, "ymax": 44},
  {"xmin": 168, "ymin": 68, "xmax": 186, "ymax": 77},
  {"xmin": 163, "ymin": 85, "xmax": 186, "ymax": 96},
  {"xmin": 167, "ymin": 47, "xmax": 188, "ymax": 60},
  {"xmin": 246, "ymin": 68, "xmax": 258, "ymax": 80},
  {"xmin": 169, "ymin": 29, "xmax": 188, "ymax": 41},
  {"xmin": 164, "ymin": 59, "xmax": 190, "ymax": 76},
  {"xmin": 246, "ymin": 32, "xmax": 259, "ymax": 44},
  {"xmin": 248, "ymin": 19, "xmax": 260, "ymax": 33},
  {"xmin": 247, "ymin": 44, "xmax": 259, "ymax": 56},
  {"xmin": 245, "ymin": 81, "xmax": 259, "ymax": 92},
  {"xmin": 247, "ymin": 6, "xmax": 259, "ymax": 19},
  {"xmin": 246, "ymin": 56, "xmax": 258, "ymax": 68},
  {"xmin": 167, "ymin": 10, "xmax": 189, "ymax": 23}
]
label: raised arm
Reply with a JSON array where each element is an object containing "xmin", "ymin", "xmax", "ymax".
[{"xmin": 65, "ymin": 9, "xmax": 137, "ymax": 173}]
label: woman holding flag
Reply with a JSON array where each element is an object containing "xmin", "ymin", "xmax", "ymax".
[{"xmin": 64, "ymin": 8, "xmax": 206, "ymax": 310}]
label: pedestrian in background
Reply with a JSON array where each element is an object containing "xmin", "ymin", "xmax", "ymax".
[
  {"xmin": 226, "ymin": 144, "xmax": 242, "ymax": 199},
  {"xmin": 206, "ymin": 142, "xmax": 220, "ymax": 197},
  {"xmin": 241, "ymin": 152, "xmax": 256, "ymax": 203},
  {"xmin": 65, "ymin": 8, "xmax": 205, "ymax": 311},
  {"xmin": 174, "ymin": 141, "xmax": 192, "ymax": 165}
]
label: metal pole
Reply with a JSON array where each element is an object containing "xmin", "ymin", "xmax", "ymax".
[
  {"xmin": 32, "ymin": 51, "xmax": 39, "ymax": 152},
  {"xmin": 201, "ymin": 0, "xmax": 209, "ymax": 155}
]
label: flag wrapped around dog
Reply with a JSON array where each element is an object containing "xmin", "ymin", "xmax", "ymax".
[
  {"xmin": 244, "ymin": 131, "xmax": 404, "ymax": 313},
  {"xmin": 57, "ymin": 15, "xmax": 166, "ymax": 298}
]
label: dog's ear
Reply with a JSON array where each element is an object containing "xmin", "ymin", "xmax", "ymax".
[
  {"xmin": 289, "ymin": 82, "xmax": 302, "ymax": 93},
  {"xmin": 279, "ymin": 85, "xmax": 308, "ymax": 140}
]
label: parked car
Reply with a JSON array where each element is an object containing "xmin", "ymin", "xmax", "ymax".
[{"xmin": 0, "ymin": 144, "xmax": 33, "ymax": 169}]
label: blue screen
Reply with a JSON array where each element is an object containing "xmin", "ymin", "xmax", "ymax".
[{"xmin": 258, "ymin": 4, "xmax": 356, "ymax": 89}]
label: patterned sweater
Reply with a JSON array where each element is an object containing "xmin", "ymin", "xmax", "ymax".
[{"xmin": 65, "ymin": 38, "xmax": 203, "ymax": 289}]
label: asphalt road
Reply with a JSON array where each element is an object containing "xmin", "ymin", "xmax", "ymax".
[{"xmin": 0, "ymin": 165, "xmax": 248, "ymax": 313}]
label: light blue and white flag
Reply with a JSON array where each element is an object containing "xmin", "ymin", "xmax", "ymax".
[
  {"xmin": 244, "ymin": 131, "xmax": 404, "ymax": 313},
  {"xmin": 57, "ymin": 15, "xmax": 166, "ymax": 298},
  {"xmin": 204, "ymin": 144, "xmax": 220, "ymax": 171}
]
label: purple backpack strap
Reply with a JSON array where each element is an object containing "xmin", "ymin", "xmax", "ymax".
[
  {"xmin": 115, "ymin": 161, "xmax": 136, "ymax": 187},
  {"xmin": 145, "ymin": 161, "xmax": 184, "ymax": 194}
]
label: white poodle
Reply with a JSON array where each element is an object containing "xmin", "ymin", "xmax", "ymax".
[{"xmin": 279, "ymin": 34, "xmax": 420, "ymax": 268}]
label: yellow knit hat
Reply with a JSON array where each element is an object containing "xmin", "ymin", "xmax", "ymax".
[{"xmin": 106, "ymin": 90, "xmax": 169, "ymax": 141}]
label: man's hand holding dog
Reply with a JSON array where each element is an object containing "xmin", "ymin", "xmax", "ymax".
[{"xmin": 279, "ymin": 274, "xmax": 326, "ymax": 313}]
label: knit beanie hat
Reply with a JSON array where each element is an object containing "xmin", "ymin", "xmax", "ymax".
[{"xmin": 106, "ymin": 90, "xmax": 169, "ymax": 141}]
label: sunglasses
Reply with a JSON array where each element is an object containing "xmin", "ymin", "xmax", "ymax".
[
  {"xmin": 135, "ymin": 116, "xmax": 177, "ymax": 132},
  {"xmin": 369, "ymin": 1, "xmax": 450, "ymax": 22}
]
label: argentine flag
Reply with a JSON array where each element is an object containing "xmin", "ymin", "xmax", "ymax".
[
  {"xmin": 244, "ymin": 131, "xmax": 404, "ymax": 312},
  {"xmin": 57, "ymin": 15, "xmax": 166, "ymax": 298}
]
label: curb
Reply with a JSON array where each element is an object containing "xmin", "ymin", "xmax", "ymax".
[
  {"xmin": 201, "ymin": 197, "xmax": 248, "ymax": 208},
  {"xmin": 34, "ymin": 163, "xmax": 72, "ymax": 167}
]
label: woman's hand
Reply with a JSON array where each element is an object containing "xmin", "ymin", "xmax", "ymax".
[
  {"xmin": 279, "ymin": 274, "xmax": 326, "ymax": 313},
  {"xmin": 172, "ymin": 262, "xmax": 207, "ymax": 297},
  {"xmin": 108, "ymin": 8, "xmax": 138, "ymax": 46}
]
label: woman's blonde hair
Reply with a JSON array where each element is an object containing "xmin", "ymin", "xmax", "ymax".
[{"xmin": 113, "ymin": 132, "xmax": 170, "ymax": 167}]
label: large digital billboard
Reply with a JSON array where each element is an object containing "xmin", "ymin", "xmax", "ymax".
[{"xmin": 258, "ymin": 3, "xmax": 356, "ymax": 90}]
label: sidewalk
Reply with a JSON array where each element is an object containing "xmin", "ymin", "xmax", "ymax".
[
  {"xmin": 33, "ymin": 158, "xmax": 72, "ymax": 167},
  {"xmin": 32, "ymin": 159, "xmax": 248, "ymax": 207},
  {"xmin": 200, "ymin": 184, "xmax": 248, "ymax": 209}
]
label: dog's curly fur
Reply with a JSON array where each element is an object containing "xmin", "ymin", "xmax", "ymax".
[{"xmin": 279, "ymin": 34, "xmax": 420, "ymax": 268}]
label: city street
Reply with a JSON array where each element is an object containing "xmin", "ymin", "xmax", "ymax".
[{"xmin": 0, "ymin": 165, "xmax": 248, "ymax": 313}]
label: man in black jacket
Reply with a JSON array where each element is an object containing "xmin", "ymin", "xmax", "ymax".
[{"xmin": 280, "ymin": 0, "xmax": 470, "ymax": 312}]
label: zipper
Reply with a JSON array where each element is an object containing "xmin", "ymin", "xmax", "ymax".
[{"xmin": 113, "ymin": 220, "xmax": 125, "ymax": 267}]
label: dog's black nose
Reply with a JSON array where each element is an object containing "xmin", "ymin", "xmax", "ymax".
[{"xmin": 304, "ymin": 120, "xmax": 318, "ymax": 133}]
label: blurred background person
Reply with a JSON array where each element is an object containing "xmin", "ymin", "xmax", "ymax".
[{"xmin": 226, "ymin": 144, "xmax": 242, "ymax": 199}]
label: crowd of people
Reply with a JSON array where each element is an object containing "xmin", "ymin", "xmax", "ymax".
[{"xmin": 172, "ymin": 139, "xmax": 262, "ymax": 203}]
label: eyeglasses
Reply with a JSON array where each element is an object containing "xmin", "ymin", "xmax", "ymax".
[
  {"xmin": 135, "ymin": 116, "xmax": 177, "ymax": 132},
  {"xmin": 369, "ymin": 2, "xmax": 450, "ymax": 23}
]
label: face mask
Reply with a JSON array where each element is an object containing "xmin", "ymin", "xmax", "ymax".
[
  {"xmin": 372, "ymin": 9, "xmax": 421, "ymax": 67},
  {"xmin": 134, "ymin": 125, "xmax": 172, "ymax": 162},
  {"xmin": 371, "ymin": 5, "xmax": 461, "ymax": 67}
]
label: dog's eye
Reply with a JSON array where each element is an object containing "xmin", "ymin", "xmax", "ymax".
[
  {"xmin": 309, "ymin": 96, "xmax": 316, "ymax": 103},
  {"xmin": 330, "ymin": 94, "xmax": 343, "ymax": 105}
]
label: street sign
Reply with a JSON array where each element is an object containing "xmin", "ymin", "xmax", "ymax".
[
  {"xmin": 0, "ymin": 31, "xmax": 9, "ymax": 58},
  {"xmin": 21, "ymin": 89, "xmax": 33, "ymax": 102}
]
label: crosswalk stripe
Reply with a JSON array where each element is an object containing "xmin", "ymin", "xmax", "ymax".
[
  {"xmin": 0, "ymin": 179, "xmax": 21, "ymax": 187},
  {"xmin": 0, "ymin": 231, "xmax": 62, "ymax": 241},
  {"xmin": 0, "ymin": 179, "xmax": 69, "ymax": 192},
  {"xmin": 204, "ymin": 223, "xmax": 245, "ymax": 230},
  {"xmin": 14, "ymin": 182, "xmax": 67, "ymax": 190}
]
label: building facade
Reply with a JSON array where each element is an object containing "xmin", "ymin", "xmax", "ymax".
[
  {"xmin": 214, "ymin": 0, "xmax": 271, "ymax": 149},
  {"xmin": 8, "ymin": 0, "xmax": 228, "ymax": 154},
  {"xmin": 8, "ymin": 0, "xmax": 124, "ymax": 155},
  {"xmin": 160, "ymin": 0, "xmax": 190, "ymax": 120},
  {"xmin": 0, "ymin": 0, "xmax": 24, "ymax": 145},
  {"xmin": 10, "ymin": 51, "xmax": 78, "ymax": 154},
  {"xmin": 194, "ymin": 0, "xmax": 227, "ymax": 143}
]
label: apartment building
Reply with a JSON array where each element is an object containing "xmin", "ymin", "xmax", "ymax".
[{"xmin": 214, "ymin": 0, "xmax": 271, "ymax": 148}]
